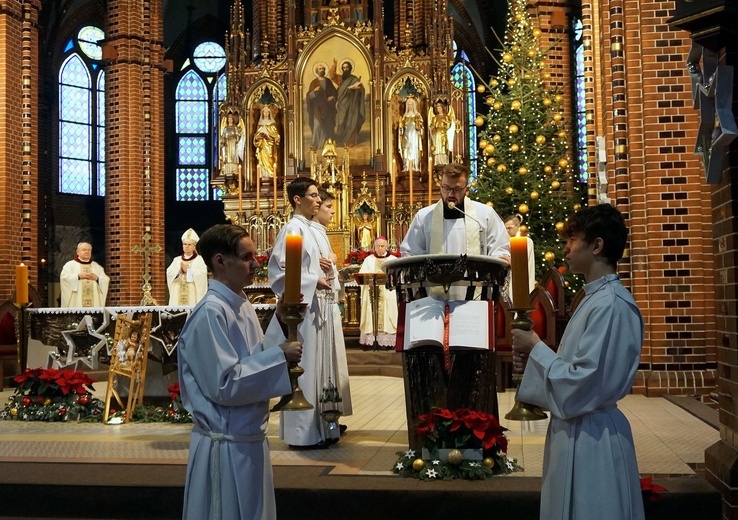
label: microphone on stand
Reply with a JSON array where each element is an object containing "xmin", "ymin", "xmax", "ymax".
[{"xmin": 447, "ymin": 201, "xmax": 486, "ymax": 254}]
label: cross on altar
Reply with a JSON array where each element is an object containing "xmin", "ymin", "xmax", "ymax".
[{"xmin": 132, "ymin": 233, "xmax": 162, "ymax": 306}]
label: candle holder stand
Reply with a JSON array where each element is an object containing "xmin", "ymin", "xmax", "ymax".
[
  {"xmin": 504, "ymin": 307, "xmax": 548, "ymax": 421},
  {"xmin": 271, "ymin": 302, "xmax": 313, "ymax": 412}
]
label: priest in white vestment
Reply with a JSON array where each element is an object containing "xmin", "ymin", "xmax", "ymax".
[
  {"xmin": 59, "ymin": 242, "xmax": 109, "ymax": 307},
  {"xmin": 178, "ymin": 224, "xmax": 302, "ymax": 520},
  {"xmin": 512, "ymin": 204, "xmax": 645, "ymax": 520},
  {"xmin": 266, "ymin": 177, "xmax": 338, "ymax": 449},
  {"xmin": 359, "ymin": 236, "xmax": 397, "ymax": 348},
  {"xmin": 166, "ymin": 228, "xmax": 208, "ymax": 307}
]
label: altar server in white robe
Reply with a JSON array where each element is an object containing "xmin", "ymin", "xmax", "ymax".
[
  {"xmin": 178, "ymin": 224, "xmax": 302, "ymax": 520},
  {"xmin": 400, "ymin": 163, "xmax": 510, "ymax": 299},
  {"xmin": 166, "ymin": 228, "xmax": 208, "ymax": 307},
  {"xmin": 266, "ymin": 177, "xmax": 337, "ymax": 449},
  {"xmin": 512, "ymin": 204, "xmax": 645, "ymax": 520},
  {"xmin": 310, "ymin": 188, "xmax": 353, "ymax": 416},
  {"xmin": 60, "ymin": 242, "xmax": 110, "ymax": 307}
]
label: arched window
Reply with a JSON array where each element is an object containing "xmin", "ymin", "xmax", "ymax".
[
  {"xmin": 58, "ymin": 26, "xmax": 105, "ymax": 195},
  {"xmin": 451, "ymin": 47, "xmax": 478, "ymax": 178},
  {"xmin": 174, "ymin": 41, "xmax": 226, "ymax": 201},
  {"xmin": 572, "ymin": 17, "xmax": 587, "ymax": 183}
]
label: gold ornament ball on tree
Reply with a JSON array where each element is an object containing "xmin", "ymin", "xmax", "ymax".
[
  {"xmin": 515, "ymin": 13, "xmax": 523, "ymax": 21},
  {"xmin": 543, "ymin": 72, "xmax": 551, "ymax": 80},
  {"xmin": 542, "ymin": 97, "xmax": 552, "ymax": 106},
  {"xmin": 519, "ymin": 203, "xmax": 529, "ymax": 214},
  {"xmin": 518, "ymin": 166, "xmax": 528, "ymax": 175},
  {"xmin": 493, "ymin": 134, "xmax": 501, "ymax": 142},
  {"xmin": 507, "ymin": 79, "xmax": 516, "ymax": 87},
  {"xmin": 530, "ymin": 190, "xmax": 539, "ymax": 199},
  {"xmin": 544, "ymin": 165, "xmax": 553, "ymax": 174},
  {"xmin": 509, "ymin": 124, "xmax": 519, "ymax": 134},
  {"xmin": 511, "ymin": 143, "xmax": 520, "ymax": 152},
  {"xmin": 551, "ymin": 180, "xmax": 561, "ymax": 189},
  {"xmin": 519, "ymin": 224, "xmax": 528, "ymax": 234},
  {"xmin": 505, "ymin": 186, "xmax": 514, "ymax": 194},
  {"xmin": 486, "ymin": 157, "xmax": 496, "ymax": 167},
  {"xmin": 502, "ymin": 52, "xmax": 513, "ymax": 63},
  {"xmin": 511, "ymin": 100, "xmax": 522, "ymax": 110},
  {"xmin": 558, "ymin": 158, "xmax": 569, "ymax": 168},
  {"xmin": 447, "ymin": 449, "xmax": 464, "ymax": 466},
  {"xmin": 412, "ymin": 458, "xmax": 425, "ymax": 471},
  {"xmin": 491, "ymin": 79, "xmax": 499, "ymax": 87},
  {"xmin": 573, "ymin": 203, "xmax": 581, "ymax": 211},
  {"xmin": 486, "ymin": 96, "xmax": 495, "ymax": 106},
  {"xmin": 527, "ymin": 49, "xmax": 536, "ymax": 58},
  {"xmin": 483, "ymin": 457, "xmax": 495, "ymax": 468},
  {"xmin": 545, "ymin": 251, "xmax": 556, "ymax": 262},
  {"xmin": 497, "ymin": 164, "xmax": 507, "ymax": 173},
  {"xmin": 536, "ymin": 135, "xmax": 546, "ymax": 145},
  {"xmin": 477, "ymin": 84, "xmax": 486, "ymax": 94},
  {"xmin": 553, "ymin": 113, "xmax": 563, "ymax": 122},
  {"xmin": 554, "ymin": 94, "xmax": 564, "ymax": 103},
  {"xmin": 558, "ymin": 130, "xmax": 567, "ymax": 139},
  {"xmin": 512, "ymin": 45, "xmax": 520, "ymax": 52},
  {"xmin": 487, "ymin": 201, "xmax": 494, "ymax": 208},
  {"xmin": 493, "ymin": 101, "xmax": 502, "ymax": 110},
  {"xmin": 533, "ymin": 28, "xmax": 542, "ymax": 38},
  {"xmin": 555, "ymin": 221, "xmax": 565, "ymax": 232},
  {"xmin": 479, "ymin": 139, "xmax": 488, "ymax": 149},
  {"xmin": 475, "ymin": 116, "xmax": 485, "ymax": 127},
  {"xmin": 485, "ymin": 144, "xmax": 496, "ymax": 155}
]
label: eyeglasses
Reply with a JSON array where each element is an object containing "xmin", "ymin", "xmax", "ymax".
[
  {"xmin": 440, "ymin": 185, "xmax": 468, "ymax": 195},
  {"xmin": 303, "ymin": 192, "xmax": 321, "ymax": 199}
]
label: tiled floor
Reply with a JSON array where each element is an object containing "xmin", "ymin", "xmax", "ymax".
[{"xmin": 0, "ymin": 376, "xmax": 720, "ymax": 480}]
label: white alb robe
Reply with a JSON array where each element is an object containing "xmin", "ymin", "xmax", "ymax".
[
  {"xmin": 518, "ymin": 274, "xmax": 645, "ymax": 520},
  {"xmin": 309, "ymin": 220, "xmax": 353, "ymax": 415},
  {"xmin": 166, "ymin": 253, "xmax": 208, "ymax": 307},
  {"xmin": 266, "ymin": 215, "xmax": 339, "ymax": 446},
  {"xmin": 358, "ymin": 254, "xmax": 398, "ymax": 346},
  {"xmin": 178, "ymin": 280, "xmax": 291, "ymax": 520},
  {"xmin": 59, "ymin": 259, "xmax": 110, "ymax": 307}
]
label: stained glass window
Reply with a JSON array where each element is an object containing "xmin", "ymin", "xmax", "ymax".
[
  {"xmin": 58, "ymin": 26, "xmax": 105, "ymax": 195},
  {"xmin": 573, "ymin": 17, "xmax": 588, "ymax": 183},
  {"xmin": 451, "ymin": 49, "xmax": 478, "ymax": 179},
  {"xmin": 174, "ymin": 42, "xmax": 226, "ymax": 201}
]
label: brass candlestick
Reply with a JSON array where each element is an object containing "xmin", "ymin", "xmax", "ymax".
[
  {"xmin": 505, "ymin": 308, "xmax": 548, "ymax": 421},
  {"xmin": 271, "ymin": 302, "xmax": 313, "ymax": 412}
]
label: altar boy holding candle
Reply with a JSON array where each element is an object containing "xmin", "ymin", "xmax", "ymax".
[
  {"xmin": 266, "ymin": 177, "xmax": 337, "ymax": 449},
  {"xmin": 177, "ymin": 224, "xmax": 302, "ymax": 520},
  {"xmin": 512, "ymin": 204, "xmax": 645, "ymax": 520}
]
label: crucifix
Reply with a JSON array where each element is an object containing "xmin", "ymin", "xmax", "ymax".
[{"xmin": 132, "ymin": 232, "xmax": 162, "ymax": 306}]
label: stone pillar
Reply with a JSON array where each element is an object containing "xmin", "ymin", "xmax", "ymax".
[
  {"xmin": 670, "ymin": 2, "xmax": 738, "ymax": 518},
  {"xmin": 104, "ymin": 0, "xmax": 166, "ymax": 305}
]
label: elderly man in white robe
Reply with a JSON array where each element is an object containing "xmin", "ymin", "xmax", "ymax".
[
  {"xmin": 166, "ymin": 228, "xmax": 208, "ymax": 307},
  {"xmin": 358, "ymin": 236, "xmax": 397, "ymax": 349},
  {"xmin": 512, "ymin": 204, "xmax": 645, "ymax": 520},
  {"xmin": 266, "ymin": 177, "xmax": 336, "ymax": 449},
  {"xmin": 178, "ymin": 224, "xmax": 302, "ymax": 520},
  {"xmin": 59, "ymin": 242, "xmax": 110, "ymax": 308}
]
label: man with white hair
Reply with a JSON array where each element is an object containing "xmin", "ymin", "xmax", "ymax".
[
  {"xmin": 358, "ymin": 236, "xmax": 398, "ymax": 349},
  {"xmin": 167, "ymin": 228, "xmax": 208, "ymax": 307},
  {"xmin": 60, "ymin": 242, "xmax": 110, "ymax": 307}
]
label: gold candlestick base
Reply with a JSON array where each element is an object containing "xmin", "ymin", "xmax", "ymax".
[
  {"xmin": 504, "ymin": 307, "xmax": 548, "ymax": 422},
  {"xmin": 271, "ymin": 303, "xmax": 313, "ymax": 412}
]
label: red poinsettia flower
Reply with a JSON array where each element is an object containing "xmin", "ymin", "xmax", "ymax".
[
  {"xmin": 415, "ymin": 407, "xmax": 508, "ymax": 454},
  {"xmin": 168, "ymin": 382, "xmax": 181, "ymax": 401},
  {"xmin": 640, "ymin": 477, "xmax": 667, "ymax": 502}
]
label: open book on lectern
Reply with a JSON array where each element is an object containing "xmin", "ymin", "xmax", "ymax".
[{"xmin": 401, "ymin": 296, "xmax": 492, "ymax": 350}]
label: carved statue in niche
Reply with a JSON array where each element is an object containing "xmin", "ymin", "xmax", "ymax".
[
  {"xmin": 253, "ymin": 105, "xmax": 281, "ymax": 180},
  {"xmin": 398, "ymin": 96, "xmax": 424, "ymax": 172},
  {"xmin": 354, "ymin": 203, "xmax": 376, "ymax": 251},
  {"xmin": 220, "ymin": 110, "xmax": 246, "ymax": 177},
  {"xmin": 428, "ymin": 100, "xmax": 455, "ymax": 165}
]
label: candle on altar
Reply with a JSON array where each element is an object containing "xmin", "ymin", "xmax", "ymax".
[
  {"xmin": 15, "ymin": 263, "xmax": 28, "ymax": 304},
  {"xmin": 391, "ymin": 158, "xmax": 396, "ymax": 208},
  {"xmin": 409, "ymin": 162, "xmax": 414, "ymax": 206},
  {"xmin": 255, "ymin": 175, "xmax": 261, "ymax": 214},
  {"xmin": 284, "ymin": 233, "xmax": 302, "ymax": 304},
  {"xmin": 510, "ymin": 236, "xmax": 530, "ymax": 307}
]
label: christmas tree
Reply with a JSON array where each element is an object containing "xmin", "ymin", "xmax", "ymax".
[{"xmin": 470, "ymin": 0, "xmax": 585, "ymax": 290}]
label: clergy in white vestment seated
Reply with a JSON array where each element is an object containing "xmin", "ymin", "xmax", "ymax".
[
  {"xmin": 166, "ymin": 228, "xmax": 208, "ymax": 307},
  {"xmin": 59, "ymin": 242, "xmax": 110, "ymax": 308},
  {"xmin": 358, "ymin": 236, "xmax": 397, "ymax": 349}
]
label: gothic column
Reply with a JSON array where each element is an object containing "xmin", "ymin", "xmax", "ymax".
[{"xmin": 104, "ymin": 0, "xmax": 166, "ymax": 305}]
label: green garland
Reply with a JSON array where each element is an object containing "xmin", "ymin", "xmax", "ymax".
[{"xmin": 392, "ymin": 448, "xmax": 522, "ymax": 481}]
